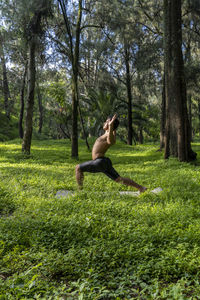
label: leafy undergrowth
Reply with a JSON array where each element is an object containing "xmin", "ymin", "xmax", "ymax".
[
  {"xmin": 0, "ymin": 139, "xmax": 200, "ymax": 299},
  {"xmin": 0, "ymin": 113, "xmax": 18, "ymax": 142}
]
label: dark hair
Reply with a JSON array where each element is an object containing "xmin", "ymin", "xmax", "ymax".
[{"xmin": 113, "ymin": 118, "xmax": 119, "ymax": 130}]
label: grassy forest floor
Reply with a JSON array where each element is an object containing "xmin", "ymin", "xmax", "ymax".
[{"xmin": 0, "ymin": 139, "xmax": 200, "ymax": 299}]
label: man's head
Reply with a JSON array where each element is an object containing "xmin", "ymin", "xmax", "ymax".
[{"xmin": 103, "ymin": 116, "xmax": 120, "ymax": 131}]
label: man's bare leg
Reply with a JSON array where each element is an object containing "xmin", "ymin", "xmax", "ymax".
[
  {"xmin": 75, "ymin": 165, "xmax": 84, "ymax": 188},
  {"xmin": 115, "ymin": 176, "xmax": 147, "ymax": 193}
]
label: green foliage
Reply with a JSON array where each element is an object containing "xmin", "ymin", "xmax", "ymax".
[
  {"xmin": 82, "ymin": 89, "xmax": 126, "ymax": 137},
  {"xmin": 0, "ymin": 139, "xmax": 200, "ymax": 298},
  {"xmin": 47, "ymin": 80, "xmax": 68, "ymax": 107},
  {"xmin": 0, "ymin": 112, "xmax": 18, "ymax": 141}
]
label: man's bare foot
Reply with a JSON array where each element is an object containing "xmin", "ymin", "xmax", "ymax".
[{"xmin": 139, "ymin": 186, "xmax": 147, "ymax": 194}]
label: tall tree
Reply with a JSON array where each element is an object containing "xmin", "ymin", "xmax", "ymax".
[
  {"xmin": 124, "ymin": 40, "xmax": 133, "ymax": 145},
  {"xmin": 37, "ymin": 81, "xmax": 44, "ymax": 134},
  {"xmin": 19, "ymin": 60, "xmax": 27, "ymax": 138},
  {"xmin": 0, "ymin": 32, "xmax": 11, "ymax": 119},
  {"xmin": 57, "ymin": 0, "xmax": 83, "ymax": 158},
  {"xmin": 22, "ymin": 0, "xmax": 51, "ymax": 154},
  {"xmin": 160, "ymin": 75, "xmax": 166, "ymax": 150},
  {"xmin": 163, "ymin": 0, "xmax": 196, "ymax": 161}
]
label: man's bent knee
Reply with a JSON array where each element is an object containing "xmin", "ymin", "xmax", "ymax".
[
  {"xmin": 75, "ymin": 165, "xmax": 83, "ymax": 178},
  {"xmin": 76, "ymin": 164, "xmax": 81, "ymax": 173}
]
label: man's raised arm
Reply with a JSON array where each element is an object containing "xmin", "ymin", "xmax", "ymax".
[{"xmin": 107, "ymin": 114, "xmax": 117, "ymax": 145}]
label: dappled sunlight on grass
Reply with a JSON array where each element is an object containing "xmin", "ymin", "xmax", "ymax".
[{"xmin": 0, "ymin": 139, "xmax": 200, "ymax": 298}]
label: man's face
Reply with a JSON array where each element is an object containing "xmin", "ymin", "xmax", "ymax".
[{"xmin": 103, "ymin": 118, "xmax": 111, "ymax": 131}]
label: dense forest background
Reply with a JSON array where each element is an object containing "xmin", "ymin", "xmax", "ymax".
[{"xmin": 0, "ymin": 0, "xmax": 200, "ymax": 159}]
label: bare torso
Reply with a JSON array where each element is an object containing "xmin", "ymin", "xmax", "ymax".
[{"xmin": 92, "ymin": 133, "xmax": 111, "ymax": 160}]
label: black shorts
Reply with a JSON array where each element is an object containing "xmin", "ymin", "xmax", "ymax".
[{"xmin": 79, "ymin": 157, "xmax": 120, "ymax": 181}]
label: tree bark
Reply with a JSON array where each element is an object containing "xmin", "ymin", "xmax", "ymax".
[
  {"xmin": 21, "ymin": 2, "xmax": 49, "ymax": 153},
  {"xmin": 124, "ymin": 41, "xmax": 133, "ymax": 145},
  {"xmin": 163, "ymin": 0, "xmax": 196, "ymax": 161},
  {"xmin": 59, "ymin": 0, "xmax": 83, "ymax": 158},
  {"xmin": 37, "ymin": 82, "xmax": 43, "ymax": 134},
  {"xmin": 71, "ymin": 0, "xmax": 82, "ymax": 158},
  {"xmin": 78, "ymin": 103, "xmax": 90, "ymax": 151},
  {"xmin": 22, "ymin": 37, "xmax": 36, "ymax": 154},
  {"xmin": 160, "ymin": 74, "xmax": 166, "ymax": 150},
  {"xmin": 188, "ymin": 93, "xmax": 192, "ymax": 140},
  {"xmin": 163, "ymin": 0, "xmax": 171, "ymax": 159},
  {"xmin": 198, "ymin": 101, "xmax": 200, "ymax": 137},
  {"xmin": 19, "ymin": 61, "xmax": 27, "ymax": 139},
  {"xmin": 185, "ymin": 35, "xmax": 193, "ymax": 141},
  {"xmin": 0, "ymin": 33, "xmax": 11, "ymax": 119},
  {"xmin": 71, "ymin": 77, "xmax": 78, "ymax": 157}
]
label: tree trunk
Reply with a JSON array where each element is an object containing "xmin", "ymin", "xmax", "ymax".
[
  {"xmin": 58, "ymin": 0, "xmax": 83, "ymax": 158},
  {"xmin": 78, "ymin": 103, "xmax": 90, "ymax": 151},
  {"xmin": 188, "ymin": 93, "xmax": 192, "ymax": 140},
  {"xmin": 139, "ymin": 127, "xmax": 143, "ymax": 144},
  {"xmin": 0, "ymin": 33, "xmax": 11, "ymax": 119},
  {"xmin": 163, "ymin": 0, "xmax": 170, "ymax": 158},
  {"xmin": 71, "ymin": 77, "xmax": 79, "ymax": 157},
  {"xmin": 19, "ymin": 62, "xmax": 27, "ymax": 139},
  {"xmin": 71, "ymin": 0, "xmax": 82, "ymax": 158},
  {"xmin": 60, "ymin": 124, "xmax": 71, "ymax": 139},
  {"xmin": 124, "ymin": 41, "xmax": 133, "ymax": 145},
  {"xmin": 37, "ymin": 82, "xmax": 43, "ymax": 134},
  {"xmin": 22, "ymin": 37, "xmax": 36, "ymax": 154},
  {"xmin": 171, "ymin": 0, "xmax": 186, "ymax": 160},
  {"xmin": 185, "ymin": 36, "xmax": 193, "ymax": 141},
  {"xmin": 163, "ymin": 0, "xmax": 196, "ymax": 161},
  {"xmin": 198, "ymin": 101, "xmax": 200, "ymax": 137},
  {"xmin": 160, "ymin": 74, "xmax": 166, "ymax": 150}
]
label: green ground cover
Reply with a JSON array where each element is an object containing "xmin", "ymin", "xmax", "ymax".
[
  {"xmin": 0, "ymin": 139, "xmax": 200, "ymax": 299},
  {"xmin": 0, "ymin": 113, "xmax": 18, "ymax": 142}
]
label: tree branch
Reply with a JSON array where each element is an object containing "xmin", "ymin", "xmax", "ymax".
[
  {"xmin": 137, "ymin": 0, "xmax": 162, "ymax": 36},
  {"xmin": 80, "ymin": 24, "xmax": 102, "ymax": 31},
  {"xmin": 137, "ymin": 21, "xmax": 162, "ymax": 36},
  {"xmin": 57, "ymin": 0, "xmax": 74, "ymax": 62}
]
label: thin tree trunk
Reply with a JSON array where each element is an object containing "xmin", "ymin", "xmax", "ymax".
[
  {"xmin": 60, "ymin": 124, "xmax": 71, "ymax": 139},
  {"xmin": 139, "ymin": 127, "xmax": 143, "ymax": 144},
  {"xmin": 188, "ymin": 93, "xmax": 192, "ymax": 140},
  {"xmin": 164, "ymin": 0, "xmax": 172, "ymax": 159},
  {"xmin": 185, "ymin": 38, "xmax": 193, "ymax": 141},
  {"xmin": 22, "ymin": 37, "xmax": 36, "ymax": 154},
  {"xmin": 71, "ymin": 78, "xmax": 78, "ymax": 157},
  {"xmin": 58, "ymin": 0, "xmax": 83, "ymax": 158},
  {"xmin": 160, "ymin": 74, "xmax": 166, "ymax": 150},
  {"xmin": 19, "ymin": 61, "xmax": 27, "ymax": 139},
  {"xmin": 37, "ymin": 82, "xmax": 43, "ymax": 134},
  {"xmin": 124, "ymin": 41, "xmax": 133, "ymax": 145},
  {"xmin": 198, "ymin": 101, "xmax": 200, "ymax": 137},
  {"xmin": 0, "ymin": 33, "xmax": 11, "ymax": 119},
  {"xmin": 71, "ymin": 0, "xmax": 82, "ymax": 158},
  {"xmin": 78, "ymin": 103, "xmax": 90, "ymax": 151}
]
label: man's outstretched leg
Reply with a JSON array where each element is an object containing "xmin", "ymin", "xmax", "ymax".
[
  {"xmin": 75, "ymin": 165, "xmax": 84, "ymax": 188},
  {"xmin": 115, "ymin": 176, "xmax": 147, "ymax": 193}
]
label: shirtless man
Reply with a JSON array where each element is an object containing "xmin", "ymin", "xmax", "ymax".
[{"xmin": 75, "ymin": 114, "xmax": 147, "ymax": 193}]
